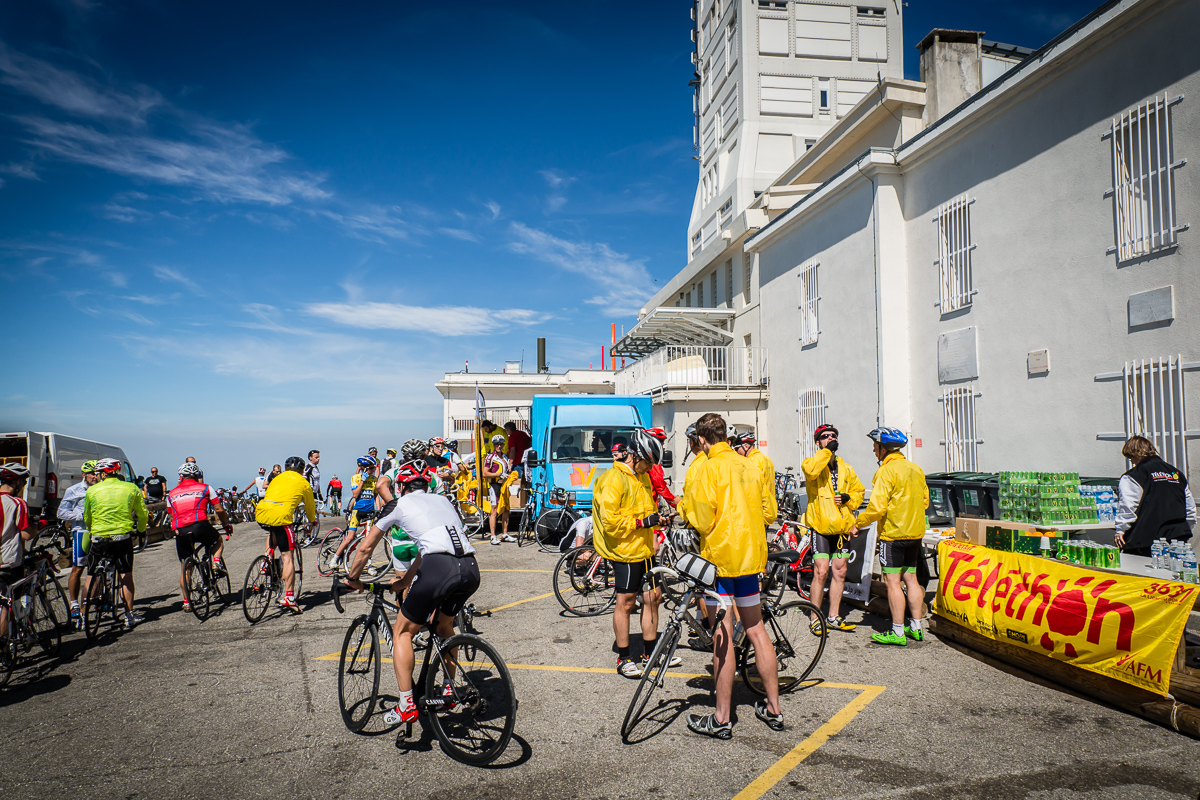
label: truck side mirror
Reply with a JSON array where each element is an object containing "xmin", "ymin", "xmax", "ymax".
[
  {"xmin": 662, "ymin": 450, "xmax": 673, "ymax": 469},
  {"xmin": 525, "ymin": 450, "xmax": 542, "ymax": 467}
]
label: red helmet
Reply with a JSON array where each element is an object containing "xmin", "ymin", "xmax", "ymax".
[
  {"xmin": 95, "ymin": 458, "xmax": 123, "ymax": 474},
  {"xmin": 729, "ymin": 430, "xmax": 756, "ymax": 448},
  {"xmin": 813, "ymin": 424, "xmax": 839, "ymax": 441},
  {"xmin": 396, "ymin": 459, "xmax": 436, "ymax": 485},
  {"xmin": 644, "ymin": 427, "xmax": 668, "ymax": 442}
]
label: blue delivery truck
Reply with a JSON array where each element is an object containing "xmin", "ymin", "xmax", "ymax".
[{"xmin": 521, "ymin": 394, "xmax": 662, "ymax": 550}]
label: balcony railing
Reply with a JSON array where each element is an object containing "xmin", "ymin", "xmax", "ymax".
[{"xmin": 614, "ymin": 346, "xmax": 769, "ymax": 396}]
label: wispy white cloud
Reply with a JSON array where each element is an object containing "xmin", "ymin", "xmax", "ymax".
[
  {"xmin": 153, "ymin": 265, "xmax": 200, "ymax": 292},
  {"xmin": 124, "ymin": 294, "xmax": 171, "ymax": 305},
  {"xmin": 0, "ymin": 43, "xmax": 161, "ymax": 123},
  {"xmin": 103, "ymin": 270, "xmax": 127, "ymax": 287},
  {"xmin": 507, "ymin": 222, "xmax": 655, "ymax": 315},
  {"xmin": 485, "ymin": 201, "xmax": 501, "ymax": 220},
  {"xmin": 0, "ymin": 162, "xmax": 38, "ymax": 180},
  {"xmin": 539, "ymin": 169, "xmax": 574, "ymax": 189},
  {"xmin": 304, "ymin": 301, "xmax": 539, "ymax": 334},
  {"xmin": 320, "ymin": 205, "xmax": 409, "ymax": 242},
  {"xmin": 438, "ymin": 227, "xmax": 479, "ymax": 242}
]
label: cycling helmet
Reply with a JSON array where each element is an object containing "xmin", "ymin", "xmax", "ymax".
[
  {"xmin": 813, "ymin": 424, "xmax": 839, "ymax": 440},
  {"xmin": 867, "ymin": 427, "xmax": 908, "ymax": 448},
  {"xmin": 446, "ymin": 439, "xmax": 459, "ymax": 452},
  {"xmin": 0, "ymin": 463, "xmax": 31, "ymax": 481},
  {"xmin": 644, "ymin": 427, "xmax": 668, "ymax": 442},
  {"xmin": 491, "ymin": 434, "xmax": 506, "ymax": 446},
  {"xmin": 284, "ymin": 456, "xmax": 305, "ymax": 472},
  {"xmin": 95, "ymin": 458, "xmax": 122, "ymax": 474},
  {"xmin": 357, "ymin": 455, "xmax": 378, "ymax": 468},
  {"xmin": 428, "ymin": 436, "xmax": 445, "ymax": 447},
  {"xmin": 386, "ymin": 448, "xmax": 397, "ymax": 457},
  {"xmin": 368, "ymin": 446, "xmax": 378, "ymax": 455},
  {"xmin": 629, "ymin": 429, "xmax": 664, "ymax": 466},
  {"xmin": 81, "ymin": 460, "xmax": 99, "ymax": 474},
  {"xmin": 729, "ymin": 430, "xmax": 756, "ymax": 448},
  {"xmin": 178, "ymin": 462, "xmax": 202, "ymax": 479},
  {"xmin": 395, "ymin": 459, "xmax": 436, "ymax": 486},
  {"xmin": 401, "ymin": 438, "xmax": 428, "ymax": 460},
  {"xmin": 685, "ymin": 423, "xmax": 699, "ymax": 442},
  {"xmin": 611, "ymin": 442, "xmax": 629, "ymax": 458}
]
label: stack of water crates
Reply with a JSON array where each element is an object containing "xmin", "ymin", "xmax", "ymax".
[{"xmin": 997, "ymin": 472, "xmax": 1099, "ymax": 525}]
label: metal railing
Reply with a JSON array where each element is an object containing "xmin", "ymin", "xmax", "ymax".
[{"xmin": 614, "ymin": 346, "xmax": 769, "ymax": 395}]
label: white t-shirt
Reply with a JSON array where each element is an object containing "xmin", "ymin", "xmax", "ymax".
[
  {"xmin": 568, "ymin": 515, "xmax": 594, "ymax": 548},
  {"xmin": 374, "ymin": 490, "xmax": 477, "ymax": 558},
  {"xmin": 1, "ymin": 493, "xmax": 30, "ymax": 569}
]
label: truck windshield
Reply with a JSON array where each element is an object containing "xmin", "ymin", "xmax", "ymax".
[{"xmin": 549, "ymin": 427, "xmax": 636, "ymax": 462}]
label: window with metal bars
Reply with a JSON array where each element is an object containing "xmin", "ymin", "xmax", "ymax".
[
  {"xmin": 710, "ymin": 272, "xmax": 718, "ymax": 307},
  {"xmin": 725, "ymin": 260, "xmax": 734, "ymax": 308},
  {"xmin": 798, "ymin": 258, "xmax": 819, "ymax": 346},
  {"xmin": 934, "ymin": 194, "xmax": 975, "ymax": 314},
  {"xmin": 743, "ymin": 254, "xmax": 752, "ymax": 303},
  {"xmin": 1106, "ymin": 93, "xmax": 1188, "ymax": 262},
  {"xmin": 940, "ymin": 384, "xmax": 981, "ymax": 471},
  {"xmin": 1120, "ymin": 356, "xmax": 1193, "ymax": 472},
  {"xmin": 798, "ymin": 388, "xmax": 827, "ymax": 461}
]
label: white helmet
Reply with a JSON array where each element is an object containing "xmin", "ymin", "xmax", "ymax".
[
  {"xmin": 629, "ymin": 429, "xmax": 664, "ymax": 466},
  {"xmin": 178, "ymin": 462, "xmax": 203, "ymax": 479},
  {"xmin": 491, "ymin": 434, "xmax": 506, "ymax": 446}
]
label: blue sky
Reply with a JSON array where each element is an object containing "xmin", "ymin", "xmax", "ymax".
[{"xmin": 0, "ymin": 0, "xmax": 1098, "ymax": 488}]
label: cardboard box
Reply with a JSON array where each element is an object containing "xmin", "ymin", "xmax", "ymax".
[
  {"xmin": 1011, "ymin": 533, "xmax": 1045, "ymax": 555},
  {"xmin": 954, "ymin": 518, "xmax": 988, "ymax": 546}
]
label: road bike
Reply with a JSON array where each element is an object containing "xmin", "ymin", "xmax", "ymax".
[
  {"xmin": 621, "ymin": 550, "xmax": 828, "ymax": 740},
  {"xmin": 332, "ymin": 579, "xmax": 517, "ymax": 765},
  {"xmin": 552, "ymin": 544, "xmax": 616, "ymax": 616},
  {"xmin": 519, "ymin": 487, "xmax": 580, "ymax": 552},
  {"xmin": 241, "ymin": 545, "xmax": 304, "ymax": 623},
  {"xmin": 315, "ymin": 525, "xmax": 388, "ymax": 579},
  {"xmin": 24, "ymin": 544, "xmax": 71, "ymax": 629},
  {"xmin": 766, "ymin": 520, "xmax": 815, "ymax": 601},
  {"xmin": 0, "ymin": 563, "xmax": 62, "ymax": 687},
  {"xmin": 294, "ymin": 507, "xmax": 321, "ymax": 548},
  {"xmin": 182, "ymin": 539, "xmax": 231, "ymax": 621},
  {"xmin": 82, "ymin": 542, "xmax": 128, "ymax": 641}
]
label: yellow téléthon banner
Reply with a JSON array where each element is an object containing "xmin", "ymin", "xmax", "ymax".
[{"xmin": 935, "ymin": 540, "xmax": 1193, "ymax": 694}]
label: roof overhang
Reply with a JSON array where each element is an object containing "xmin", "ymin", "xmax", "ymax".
[{"xmin": 609, "ymin": 308, "xmax": 735, "ymax": 358}]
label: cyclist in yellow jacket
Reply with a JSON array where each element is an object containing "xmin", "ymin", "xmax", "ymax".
[
  {"xmin": 255, "ymin": 456, "xmax": 317, "ymax": 614},
  {"xmin": 592, "ymin": 431, "xmax": 677, "ymax": 678},
  {"xmin": 680, "ymin": 413, "xmax": 781, "ymax": 739},
  {"xmin": 675, "ymin": 423, "xmax": 707, "ymax": 522},
  {"xmin": 801, "ymin": 424, "xmax": 865, "ymax": 633},
  {"xmin": 730, "ymin": 430, "xmax": 775, "ymax": 516},
  {"xmin": 853, "ymin": 427, "xmax": 929, "ymax": 646}
]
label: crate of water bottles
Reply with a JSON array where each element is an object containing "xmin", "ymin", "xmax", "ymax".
[
  {"xmin": 1150, "ymin": 539, "xmax": 1199, "ymax": 584},
  {"xmin": 997, "ymin": 471, "xmax": 1099, "ymax": 525},
  {"xmin": 1077, "ymin": 484, "xmax": 1119, "ymax": 522}
]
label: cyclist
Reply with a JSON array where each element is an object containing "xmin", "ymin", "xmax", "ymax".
[
  {"xmin": 84, "ymin": 458, "xmax": 148, "ymax": 629},
  {"xmin": 254, "ymin": 456, "xmax": 316, "ymax": 614},
  {"xmin": 303, "ymin": 450, "xmax": 323, "ymax": 505},
  {"xmin": 345, "ymin": 459, "xmax": 479, "ymax": 726},
  {"xmin": 0, "ymin": 463, "xmax": 37, "ymax": 636},
  {"xmin": 680, "ymin": 413, "xmax": 782, "ymax": 738},
  {"xmin": 57, "ymin": 459, "xmax": 101, "ymax": 627},
  {"xmin": 730, "ymin": 431, "xmax": 775, "ymax": 500},
  {"xmin": 480, "ymin": 420, "xmax": 506, "ymax": 456},
  {"xmin": 675, "ymin": 423, "xmax": 707, "ymax": 520},
  {"xmin": 643, "ymin": 427, "xmax": 676, "ymax": 509},
  {"xmin": 367, "ymin": 447, "xmax": 379, "ymax": 475},
  {"xmin": 143, "ymin": 466, "xmax": 168, "ymax": 504},
  {"xmin": 168, "ymin": 462, "xmax": 233, "ymax": 612},
  {"xmin": 593, "ymin": 430, "xmax": 679, "ymax": 678},
  {"xmin": 330, "ymin": 456, "xmax": 379, "ymax": 572},
  {"xmin": 327, "ymin": 475, "xmax": 343, "ymax": 513},
  {"xmin": 380, "ymin": 448, "xmax": 398, "ymax": 475},
  {"xmin": 801, "ymin": 424, "xmax": 865, "ymax": 633},
  {"xmin": 483, "ymin": 434, "xmax": 515, "ymax": 546},
  {"xmin": 242, "ymin": 467, "xmax": 267, "ymax": 498},
  {"xmin": 853, "ymin": 427, "xmax": 929, "ymax": 646}
]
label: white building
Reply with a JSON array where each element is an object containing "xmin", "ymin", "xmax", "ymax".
[{"xmin": 623, "ymin": 0, "xmax": 1199, "ymax": 483}]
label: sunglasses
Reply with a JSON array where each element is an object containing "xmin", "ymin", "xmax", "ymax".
[{"xmin": 819, "ymin": 433, "xmax": 838, "ymax": 440}]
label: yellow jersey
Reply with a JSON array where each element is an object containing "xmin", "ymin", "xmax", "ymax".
[{"xmin": 255, "ymin": 470, "xmax": 317, "ymax": 527}]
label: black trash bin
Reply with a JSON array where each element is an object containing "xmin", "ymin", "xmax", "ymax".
[
  {"xmin": 925, "ymin": 472, "xmax": 958, "ymax": 525},
  {"xmin": 951, "ymin": 473, "xmax": 1000, "ymax": 520}
]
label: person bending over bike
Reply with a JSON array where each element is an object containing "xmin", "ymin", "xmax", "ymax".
[
  {"xmin": 84, "ymin": 458, "xmax": 148, "ymax": 629},
  {"xmin": 168, "ymin": 462, "xmax": 233, "ymax": 613},
  {"xmin": 331, "ymin": 455, "xmax": 380, "ymax": 572},
  {"xmin": 0, "ymin": 463, "xmax": 38, "ymax": 642},
  {"xmin": 345, "ymin": 459, "xmax": 480, "ymax": 726},
  {"xmin": 254, "ymin": 456, "xmax": 316, "ymax": 614},
  {"xmin": 801, "ymin": 424, "xmax": 865, "ymax": 634},
  {"xmin": 57, "ymin": 459, "xmax": 101, "ymax": 627}
]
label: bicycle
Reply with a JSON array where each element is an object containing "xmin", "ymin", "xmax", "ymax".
[
  {"xmin": 241, "ymin": 545, "xmax": 304, "ymax": 624},
  {"xmin": 294, "ymin": 507, "xmax": 321, "ymax": 549},
  {"xmin": 766, "ymin": 520, "xmax": 816, "ymax": 601},
  {"xmin": 449, "ymin": 494, "xmax": 484, "ymax": 539},
  {"xmin": 182, "ymin": 539, "xmax": 231, "ymax": 621},
  {"xmin": 24, "ymin": 544, "xmax": 71, "ymax": 628},
  {"xmin": 552, "ymin": 544, "xmax": 616, "ymax": 616},
  {"xmin": 621, "ymin": 550, "xmax": 828, "ymax": 740},
  {"xmin": 82, "ymin": 543, "xmax": 128, "ymax": 641},
  {"xmin": 522, "ymin": 487, "xmax": 581, "ymax": 552},
  {"xmin": 315, "ymin": 524, "xmax": 389, "ymax": 579},
  {"xmin": 331, "ymin": 579, "xmax": 517, "ymax": 765},
  {"xmin": 0, "ymin": 567, "xmax": 62, "ymax": 688}
]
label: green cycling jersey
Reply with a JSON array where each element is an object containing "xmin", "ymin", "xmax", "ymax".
[{"xmin": 84, "ymin": 476, "xmax": 148, "ymax": 545}]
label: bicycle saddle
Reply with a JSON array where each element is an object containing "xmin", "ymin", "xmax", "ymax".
[{"xmin": 766, "ymin": 549, "xmax": 801, "ymax": 565}]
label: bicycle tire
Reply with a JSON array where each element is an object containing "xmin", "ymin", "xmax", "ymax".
[
  {"xmin": 184, "ymin": 558, "xmax": 210, "ymax": 620},
  {"xmin": 425, "ymin": 633, "xmax": 516, "ymax": 766},
  {"xmin": 338, "ymin": 614, "xmax": 381, "ymax": 732},
  {"xmin": 83, "ymin": 570, "xmax": 106, "ymax": 641},
  {"xmin": 32, "ymin": 586, "xmax": 62, "ymax": 656},
  {"xmin": 214, "ymin": 564, "xmax": 232, "ymax": 604},
  {"xmin": 0, "ymin": 637, "xmax": 14, "ymax": 688},
  {"xmin": 515, "ymin": 508, "xmax": 536, "ymax": 548},
  {"xmin": 793, "ymin": 546, "xmax": 814, "ymax": 602},
  {"xmin": 291, "ymin": 550, "xmax": 304, "ymax": 601},
  {"xmin": 457, "ymin": 502, "xmax": 484, "ymax": 538},
  {"xmin": 43, "ymin": 573, "xmax": 71, "ymax": 631},
  {"xmin": 738, "ymin": 599, "xmax": 827, "ymax": 696},
  {"xmin": 552, "ymin": 546, "xmax": 616, "ymax": 616},
  {"xmin": 242, "ymin": 555, "xmax": 273, "ymax": 624},
  {"xmin": 109, "ymin": 570, "xmax": 123, "ymax": 625},
  {"xmin": 316, "ymin": 527, "xmax": 343, "ymax": 577},
  {"xmin": 621, "ymin": 623, "xmax": 681, "ymax": 740},
  {"xmin": 535, "ymin": 509, "xmax": 575, "ymax": 553}
]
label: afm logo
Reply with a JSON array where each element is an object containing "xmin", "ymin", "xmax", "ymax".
[{"xmin": 1005, "ymin": 629, "xmax": 1029, "ymax": 644}]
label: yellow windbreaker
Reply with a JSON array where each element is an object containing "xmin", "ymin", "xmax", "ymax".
[
  {"xmin": 681, "ymin": 443, "xmax": 776, "ymax": 577},
  {"xmin": 746, "ymin": 448, "xmax": 776, "ymax": 510},
  {"xmin": 592, "ymin": 461, "xmax": 657, "ymax": 563},
  {"xmin": 801, "ymin": 448, "xmax": 865, "ymax": 536},
  {"xmin": 854, "ymin": 452, "xmax": 929, "ymax": 541},
  {"xmin": 255, "ymin": 470, "xmax": 317, "ymax": 526},
  {"xmin": 675, "ymin": 450, "xmax": 707, "ymax": 520}
]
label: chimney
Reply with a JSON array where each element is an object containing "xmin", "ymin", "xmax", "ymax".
[
  {"xmin": 917, "ymin": 29, "xmax": 983, "ymax": 127},
  {"xmin": 537, "ymin": 337, "xmax": 548, "ymax": 373}
]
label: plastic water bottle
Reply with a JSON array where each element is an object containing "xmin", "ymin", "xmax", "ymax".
[
  {"xmin": 1170, "ymin": 542, "xmax": 1184, "ymax": 579},
  {"xmin": 1183, "ymin": 547, "xmax": 1198, "ymax": 584},
  {"xmin": 1151, "ymin": 539, "xmax": 1165, "ymax": 569}
]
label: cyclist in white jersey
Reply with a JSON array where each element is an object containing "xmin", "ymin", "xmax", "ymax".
[{"xmin": 345, "ymin": 459, "xmax": 479, "ymax": 726}]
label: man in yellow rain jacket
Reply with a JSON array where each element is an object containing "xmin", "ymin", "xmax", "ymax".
[
  {"xmin": 592, "ymin": 430, "xmax": 675, "ymax": 679},
  {"xmin": 730, "ymin": 430, "xmax": 776, "ymax": 516},
  {"xmin": 255, "ymin": 456, "xmax": 317, "ymax": 614},
  {"xmin": 801, "ymin": 424, "xmax": 865, "ymax": 634},
  {"xmin": 680, "ymin": 413, "xmax": 781, "ymax": 739},
  {"xmin": 675, "ymin": 423, "xmax": 707, "ymax": 522},
  {"xmin": 853, "ymin": 427, "xmax": 929, "ymax": 646}
]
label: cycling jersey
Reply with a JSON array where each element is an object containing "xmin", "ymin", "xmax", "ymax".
[
  {"xmin": 350, "ymin": 470, "xmax": 377, "ymax": 512},
  {"xmin": 168, "ymin": 479, "xmax": 221, "ymax": 529},
  {"xmin": 388, "ymin": 525, "xmax": 419, "ymax": 571},
  {"xmin": 84, "ymin": 476, "xmax": 149, "ymax": 540},
  {"xmin": 303, "ymin": 462, "xmax": 322, "ymax": 500},
  {"xmin": 1, "ymin": 492, "xmax": 30, "ymax": 569},
  {"xmin": 255, "ymin": 470, "xmax": 316, "ymax": 527},
  {"xmin": 373, "ymin": 490, "xmax": 476, "ymax": 558},
  {"xmin": 482, "ymin": 451, "xmax": 511, "ymax": 486}
]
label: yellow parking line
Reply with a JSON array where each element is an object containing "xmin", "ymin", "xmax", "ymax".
[
  {"xmin": 480, "ymin": 569, "xmax": 553, "ymax": 573},
  {"xmin": 731, "ymin": 684, "xmax": 886, "ymax": 800},
  {"xmin": 486, "ymin": 591, "xmax": 556, "ymax": 614}
]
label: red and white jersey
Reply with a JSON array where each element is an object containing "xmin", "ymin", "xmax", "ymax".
[
  {"xmin": 1, "ymin": 493, "xmax": 30, "ymax": 568},
  {"xmin": 168, "ymin": 479, "xmax": 220, "ymax": 530}
]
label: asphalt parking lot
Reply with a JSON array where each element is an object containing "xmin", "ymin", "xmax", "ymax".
[{"xmin": 3, "ymin": 518, "xmax": 1200, "ymax": 800}]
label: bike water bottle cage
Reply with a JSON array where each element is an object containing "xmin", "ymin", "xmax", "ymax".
[{"xmin": 674, "ymin": 552, "xmax": 718, "ymax": 589}]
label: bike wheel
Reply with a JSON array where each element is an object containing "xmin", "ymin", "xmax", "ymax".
[
  {"xmin": 215, "ymin": 564, "xmax": 232, "ymax": 604},
  {"xmin": 622, "ymin": 624, "xmax": 681, "ymax": 740},
  {"xmin": 792, "ymin": 546, "xmax": 814, "ymax": 602},
  {"xmin": 83, "ymin": 572, "xmax": 106, "ymax": 641},
  {"xmin": 655, "ymin": 546, "xmax": 688, "ymax": 612},
  {"xmin": 44, "ymin": 574, "xmax": 71, "ymax": 632},
  {"xmin": 31, "ymin": 586, "xmax": 62, "ymax": 656},
  {"xmin": 338, "ymin": 614, "xmax": 381, "ymax": 732},
  {"xmin": 290, "ymin": 550, "xmax": 304, "ymax": 600},
  {"xmin": 458, "ymin": 502, "xmax": 484, "ymax": 538},
  {"xmin": 535, "ymin": 509, "xmax": 574, "ymax": 553},
  {"xmin": 184, "ymin": 558, "xmax": 210, "ymax": 620},
  {"xmin": 515, "ymin": 508, "xmax": 536, "ymax": 548},
  {"xmin": 739, "ymin": 600, "xmax": 827, "ymax": 696},
  {"xmin": 425, "ymin": 634, "xmax": 516, "ymax": 766},
  {"xmin": 552, "ymin": 546, "xmax": 616, "ymax": 616},
  {"xmin": 242, "ymin": 555, "xmax": 273, "ymax": 624},
  {"xmin": 109, "ymin": 573, "xmax": 123, "ymax": 626},
  {"xmin": 316, "ymin": 527, "xmax": 343, "ymax": 577}
]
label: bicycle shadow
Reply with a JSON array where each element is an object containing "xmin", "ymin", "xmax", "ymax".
[
  {"xmin": 621, "ymin": 696, "xmax": 691, "ymax": 744},
  {"xmin": 0, "ymin": 667, "xmax": 71, "ymax": 706}
]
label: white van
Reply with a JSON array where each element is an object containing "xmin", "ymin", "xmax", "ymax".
[{"xmin": 0, "ymin": 432, "xmax": 135, "ymax": 517}]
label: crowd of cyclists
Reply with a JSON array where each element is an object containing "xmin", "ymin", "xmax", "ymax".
[{"xmin": 0, "ymin": 411, "xmax": 931, "ymax": 743}]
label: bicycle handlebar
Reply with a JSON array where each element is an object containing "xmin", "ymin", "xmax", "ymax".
[{"xmin": 647, "ymin": 566, "xmax": 730, "ymax": 619}]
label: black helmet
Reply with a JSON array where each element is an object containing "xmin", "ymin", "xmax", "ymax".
[{"xmin": 284, "ymin": 456, "xmax": 305, "ymax": 473}]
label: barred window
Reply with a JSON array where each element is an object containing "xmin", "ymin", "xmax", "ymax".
[
  {"xmin": 798, "ymin": 388, "xmax": 827, "ymax": 461},
  {"xmin": 940, "ymin": 384, "xmax": 981, "ymax": 471},
  {"xmin": 1121, "ymin": 355, "xmax": 1190, "ymax": 470},
  {"xmin": 934, "ymin": 194, "xmax": 975, "ymax": 314},
  {"xmin": 798, "ymin": 258, "xmax": 819, "ymax": 346}
]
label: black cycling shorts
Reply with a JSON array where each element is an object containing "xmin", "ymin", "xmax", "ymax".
[
  {"xmin": 258, "ymin": 523, "xmax": 295, "ymax": 553},
  {"xmin": 613, "ymin": 557, "xmax": 659, "ymax": 594},
  {"xmin": 175, "ymin": 521, "xmax": 220, "ymax": 563},
  {"xmin": 88, "ymin": 536, "xmax": 134, "ymax": 576},
  {"xmin": 878, "ymin": 539, "xmax": 922, "ymax": 574},
  {"xmin": 400, "ymin": 553, "xmax": 480, "ymax": 626},
  {"xmin": 812, "ymin": 532, "xmax": 852, "ymax": 560}
]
